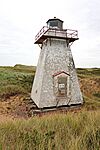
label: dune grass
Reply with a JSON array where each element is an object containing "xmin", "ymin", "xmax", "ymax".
[
  {"xmin": 0, "ymin": 111, "xmax": 100, "ymax": 150},
  {"xmin": 0, "ymin": 65, "xmax": 35, "ymax": 99},
  {"xmin": 0, "ymin": 66, "xmax": 100, "ymax": 149},
  {"xmin": 77, "ymin": 68, "xmax": 100, "ymax": 77}
]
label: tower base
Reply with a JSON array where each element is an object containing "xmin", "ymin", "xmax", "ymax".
[{"xmin": 29, "ymin": 99, "xmax": 83, "ymax": 115}]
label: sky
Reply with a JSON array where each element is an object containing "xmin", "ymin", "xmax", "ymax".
[{"xmin": 0, "ymin": 0, "xmax": 100, "ymax": 67}]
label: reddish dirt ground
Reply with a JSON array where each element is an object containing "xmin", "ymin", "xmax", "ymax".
[{"xmin": 0, "ymin": 95, "xmax": 30, "ymax": 120}]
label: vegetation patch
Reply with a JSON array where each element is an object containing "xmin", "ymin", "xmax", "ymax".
[
  {"xmin": 77, "ymin": 68, "xmax": 100, "ymax": 77},
  {"xmin": 0, "ymin": 65, "xmax": 34, "ymax": 99},
  {"xmin": 0, "ymin": 65, "xmax": 100, "ymax": 149},
  {"xmin": 0, "ymin": 111, "xmax": 99, "ymax": 150},
  {"xmin": 93, "ymin": 92, "xmax": 100, "ymax": 98}
]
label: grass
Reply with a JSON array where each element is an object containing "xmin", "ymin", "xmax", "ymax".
[
  {"xmin": 77, "ymin": 68, "xmax": 100, "ymax": 77},
  {"xmin": 0, "ymin": 111, "xmax": 100, "ymax": 150},
  {"xmin": 77, "ymin": 68, "xmax": 100, "ymax": 110},
  {"xmin": 0, "ymin": 65, "xmax": 100, "ymax": 149},
  {"xmin": 0, "ymin": 65, "xmax": 35, "ymax": 99}
]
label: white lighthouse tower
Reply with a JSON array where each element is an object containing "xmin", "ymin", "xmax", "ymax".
[{"xmin": 31, "ymin": 18, "xmax": 83, "ymax": 109}]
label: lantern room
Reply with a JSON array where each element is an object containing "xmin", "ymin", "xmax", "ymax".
[
  {"xmin": 34, "ymin": 17, "xmax": 79, "ymax": 45},
  {"xmin": 46, "ymin": 17, "xmax": 63, "ymax": 30}
]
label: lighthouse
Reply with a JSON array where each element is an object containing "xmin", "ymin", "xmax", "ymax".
[{"xmin": 31, "ymin": 17, "xmax": 83, "ymax": 109}]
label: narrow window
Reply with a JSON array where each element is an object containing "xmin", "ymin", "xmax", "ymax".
[{"xmin": 58, "ymin": 77, "xmax": 67, "ymax": 97}]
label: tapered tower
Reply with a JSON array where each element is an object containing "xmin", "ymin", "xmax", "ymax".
[{"xmin": 31, "ymin": 17, "xmax": 83, "ymax": 108}]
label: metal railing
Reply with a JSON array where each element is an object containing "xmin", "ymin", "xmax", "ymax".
[
  {"xmin": 35, "ymin": 26, "xmax": 49, "ymax": 42},
  {"xmin": 35, "ymin": 26, "xmax": 78, "ymax": 42}
]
